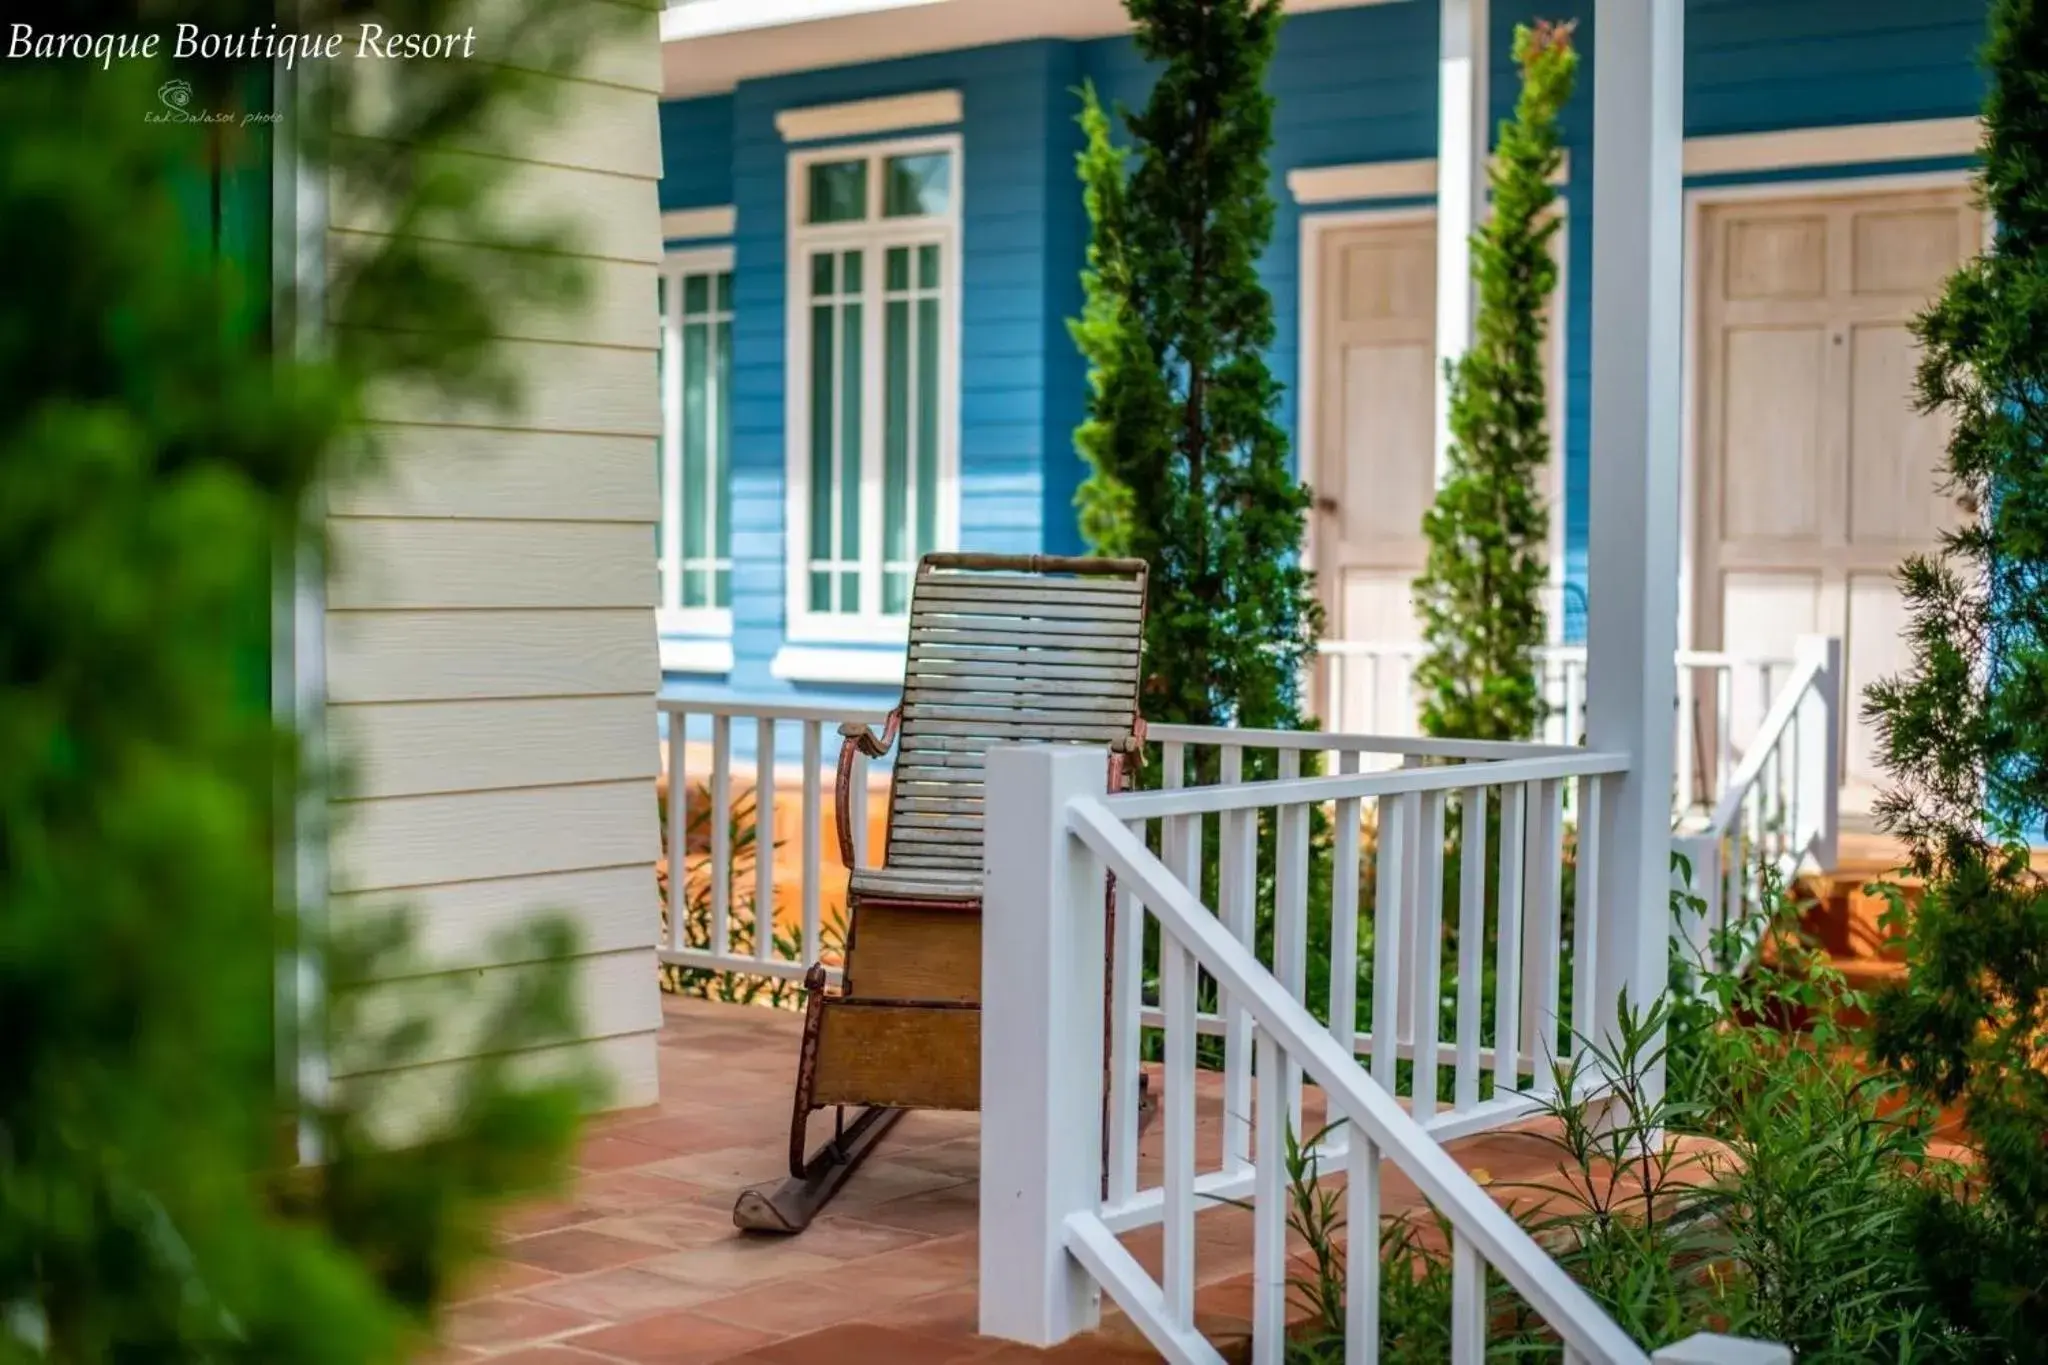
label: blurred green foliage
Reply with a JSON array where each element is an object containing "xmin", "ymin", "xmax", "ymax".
[{"xmin": 0, "ymin": 2, "xmax": 646, "ymax": 1359}]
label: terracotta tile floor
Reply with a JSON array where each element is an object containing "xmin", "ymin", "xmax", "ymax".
[{"xmin": 432, "ymin": 996, "xmax": 1603, "ymax": 1364}]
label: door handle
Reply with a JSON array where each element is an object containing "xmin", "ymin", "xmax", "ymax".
[{"xmin": 1316, "ymin": 495, "xmax": 1339, "ymax": 515}]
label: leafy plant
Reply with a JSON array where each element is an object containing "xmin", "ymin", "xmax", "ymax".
[
  {"xmin": 0, "ymin": 2, "xmax": 640, "ymax": 1358},
  {"xmin": 1273, "ymin": 885, "xmax": 1958, "ymax": 1361},
  {"xmin": 1856, "ymin": 0, "xmax": 2048, "ymax": 1352},
  {"xmin": 1413, "ymin": 21, "xmax": 1575, "ymax": 744}
]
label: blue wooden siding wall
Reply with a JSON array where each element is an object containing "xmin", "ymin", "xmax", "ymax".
[{"xmin": 657, "ymin": 0, "xmax": 1990, "ymax": 730}]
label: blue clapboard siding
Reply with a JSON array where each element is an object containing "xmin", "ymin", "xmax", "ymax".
[
  {"xmin": 655, "ymin": 0, "xmax": 1992, "ymax": 724},
  {"xmin": 659, "ymin": 95, "xmax": 735, "ymax": 212}
]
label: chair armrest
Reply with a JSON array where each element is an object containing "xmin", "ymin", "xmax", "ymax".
[{"xmin": 835, "ymin": 708, "xmax": 901, "ymax": 870}]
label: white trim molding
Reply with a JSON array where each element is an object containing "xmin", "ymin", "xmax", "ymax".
[
  {"xmin": 770, "ymin": 644, "xmax": 908, "ymax": 687},
  {"xmin": 660, "ymin": 636, "xmax": 738, "ymax": 675},
  {"xmin": 662, "ymin": 205, "xmax": 737, "ymax": 240},
  {"xmin": 776, "ymin": 90, "xmax": 963, "ymax": 144},
  {"xmin": 1683, "ymin": 118, "xmax": 1982, "ymax": 179},
  {"xmin": 1287, "ymin": 154, "xmax": 1570, "ymax": 206}
]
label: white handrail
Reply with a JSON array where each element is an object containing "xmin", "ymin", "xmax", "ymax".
[
  {"xmin": 1671, "ymin": 636, "xmax": 1841, "ymax": 971},
  {"xmin": 1105, "ymin": 747, "xmax": 1629, "ymax": 821}
]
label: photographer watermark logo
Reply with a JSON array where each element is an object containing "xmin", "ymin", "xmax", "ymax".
[{"xmin": 147, "ymin": 77, "xmax": 275, "ymax": 126}]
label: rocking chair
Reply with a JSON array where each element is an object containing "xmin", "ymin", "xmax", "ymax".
[{"xmin": 732, "ymin": 552, "xmax": 1151, "ymax": 1234}]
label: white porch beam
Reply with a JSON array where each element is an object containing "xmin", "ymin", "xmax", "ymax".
[
  {"xmin": 1433, "ymin": 0, "xmax": 1489, "ymax": 482},
  {"xmin": 1585, "ymin": 0, "xmax": 1684, "ymax": 1080}
]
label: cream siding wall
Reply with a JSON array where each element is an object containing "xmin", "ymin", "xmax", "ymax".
[{"xmin": 324, "ymin": 3, "xmax": 666, "ymax": 1111}]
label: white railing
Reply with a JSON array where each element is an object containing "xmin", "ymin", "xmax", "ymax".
[
  {"xmin": 655, "ymin": 696, "xmax": 884, "ymax": 988},
  {"xmin": 1669, "ymin": 636, "xmax": 1842, "ymax": 972},
  {"xmin": 979, "ymin": 743, "xmax": 1786, "ymax": 1365},
  {"xmin": 1317, "ymin": 642, "xmax": 1796, "ymax": 816}
]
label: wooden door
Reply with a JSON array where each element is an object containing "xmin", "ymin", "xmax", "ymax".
[
  {"xmin": 1694, "ymin": 187, "xmax": 1980, "ymax": 810},
  {"xmin": 1312, "ymin": 219, "xmax": 1437, "ymax": 733}
]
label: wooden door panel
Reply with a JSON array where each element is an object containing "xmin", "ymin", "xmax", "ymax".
[
  {"xmin": 1721, "ymin": 325, "xmax": 1828, "ymax": 545},
  {"xmin": 1847, "ymin": 573, "xmax": 1915, "ymax": 788},
  {"xmin": 1847, "ymin": 320, "xmax": 1956, "ymax": 549},
  {"xmin": 1337, "ymin": 339, "xmax": 1435, "ymax": 557},
  {"xmin": 1851, "ymin": 207, "xmax": 1970, "ymax": 297},
  {"xmin": 1725, "ymin": 213, "xmax": 1828, "ymax": 301}
]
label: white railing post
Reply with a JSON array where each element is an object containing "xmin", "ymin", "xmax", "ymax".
[
  {"xmin": 979, "ymin": 744, "xmax": 1109, "ymax": 1347},
  {"xmin": 1585, "ymin": 0, "xmax": 1684, "ymax": 1111},
  {"xmin": 1652, "ymin": 1334, "xmax": 1792, "ymax": 1365},
  {"xmin": 1796, "ymin": 634, "xmax": 1842, "ymax": 870}
]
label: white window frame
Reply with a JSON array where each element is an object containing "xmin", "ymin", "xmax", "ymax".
[
  {"xmin": 659, "ymin": 244, "xmax": 736, "ymax": 643},
  {"xmin": 783, "ymin": 131, "xmax": 963, "ymax": 646}
]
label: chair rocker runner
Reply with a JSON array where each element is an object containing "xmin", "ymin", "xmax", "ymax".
[{"xmin": 732, "ymin": 553, "xmax": 1152, "ymax": 1235}]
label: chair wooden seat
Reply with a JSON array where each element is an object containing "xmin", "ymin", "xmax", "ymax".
[
  {"xmin": 731, "ymin": 552, "xmax": 1149, "ymax": 1236},
  {"xmin": 847, "ymin": 865, "xmax": 983, "ymax": 905}
]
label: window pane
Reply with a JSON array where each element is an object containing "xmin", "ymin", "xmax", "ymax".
[
  {"xmin": 714, "ymin": 318, "xmax": 732, "ymax": 608},
  {"xmin": 886, "ymin": 245, "xmax": 910, "ymax": 293},
  {"xmin": 683, "ymin": 273, "xmax": 710, "ymax": 315},
  {"xmin": 811, "ymin": 252, "xmax": 835, "ymax": 298},
  {"xmin": 715, "ymin": 270, "xmax": 733, "ymax": 312},
  {"xmin": 916, "ymin": 294, "xmax": 940, "ymax": 556},
  {"xmin": 883, "ymin": 152, "xmax": 951, "ymax": 218},
  {"xmin": 808, "ymin": 299, "xmax": 835, "ymax": 577},
  {"xmin": 838, "ymin": 282, "xmax": 863, "ymax": 610},
  {"xmin": 682, "ymin": 319, "xmax": 709, "ymax": 574},
  {"xmin": 807, "ymin": 159, "xmax": 868, "ymax": 224},
  {"xmin": 918, "ymin": 243, "xmax": 940, "ymax": 290},
  {"xmin": 883, "ymin": 297, "xmax": 911, "ymax": 583}
]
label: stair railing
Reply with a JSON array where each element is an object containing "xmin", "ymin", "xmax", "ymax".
[
  {"xmin": 1670, "ymin": 635, "xmax": 1842, "ymax": 973},
  {"xmin": 977, "ymin": 743, "xmax": 1787, "ymax": 1365}
]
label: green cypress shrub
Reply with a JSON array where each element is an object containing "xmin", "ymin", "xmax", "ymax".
[
  {"xmin": 1413, "ymin": 21, "xmax": 1575, "ymax": 743},
  {"xmin": 1071, "ymin": 0, "xmax": 1322, "ymax": 737},
  {"xmin": 1864, "ymin": 0, "xmax": 2048, "ymax": 1351}
]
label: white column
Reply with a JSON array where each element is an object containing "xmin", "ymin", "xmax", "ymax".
[
  {"xmin": 978, "ymin": 744, "xmax": 1109, "ymax": 1346},
  {"xmin": 1434, "ymin": 0, "xmax": 1490, "ymax": 481},
  {"xmin": 1585, "ymin": 0, "xmax": 1685, "ymax": 1079}
]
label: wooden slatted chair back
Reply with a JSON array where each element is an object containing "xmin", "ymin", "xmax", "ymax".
[{"xmin": 886, "ymin": 553, "xmax": 1149, "ymax": 879}]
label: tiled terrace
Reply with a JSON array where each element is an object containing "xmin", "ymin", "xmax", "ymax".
[{"xmin": 432, "ymin": 996, "xmax": 1633, "ymax": 1365}]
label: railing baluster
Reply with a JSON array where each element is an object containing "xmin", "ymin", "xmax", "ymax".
[
  {"xmin": 755, "ymin": 717, "xmax": 776, "ymax": 963},
  {"xmin": 666, "ymin": 711, "xmax": 688, "ymax": 953},
  {"xmin": 1277, "ymin": 752, "xmax": 1307, "ymax": 1133},
  {"xmin": 1220, "ymin": 745, "xmax": 1254, "ymax": 1173},
  {"xmin": 1251, "ymin": 1029, "xmax": 1287, "ymax": 1365},
  {"xmin": 800, "ymin": 720, "xmax": 822, "ymax": 966},
  {"xmin": 1452, "ymin": 1229, "xmax": 1486, "ymax": 1364},
  {"xmin": 1454, "ymin": 785, "xmax": 1487, "ymax": 1112},
  {"xmin": 1330, "ymin": 751, "xmax": 1363, "ymax": 1059},
  {"xmin": 1410, "ymin": 789, "xmax": 1448, "ymax": 1122},
  {"xmin": 1347, "ymin": 1130, "xmax": 1382, "ymax": 1364},
  {"xmin": 1570, "ymin": 775, "xmax": 1602, "ymax": 1052},
  {"xmin": 1161, "ymin": 935, "xmax": 1198, "ymax": 1332},
  {"xmin": 1493, "ymin": 781, "xmax": 1528, "ymax": 1097},
  {"xmin": 1108, "ymin": 821, "xmax": 1145, "ymax": 1204},
  {"xmin": 710, "ymin": 714, "xmax": 732, "ymax": 956},
  {"xmin": 1371, "ymin": 792, "xmax": 1408, "ymax": 1093},
  {"xmin": 1521, "ymin": 778, "xmax": 1564, "ymax": 1087}
]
